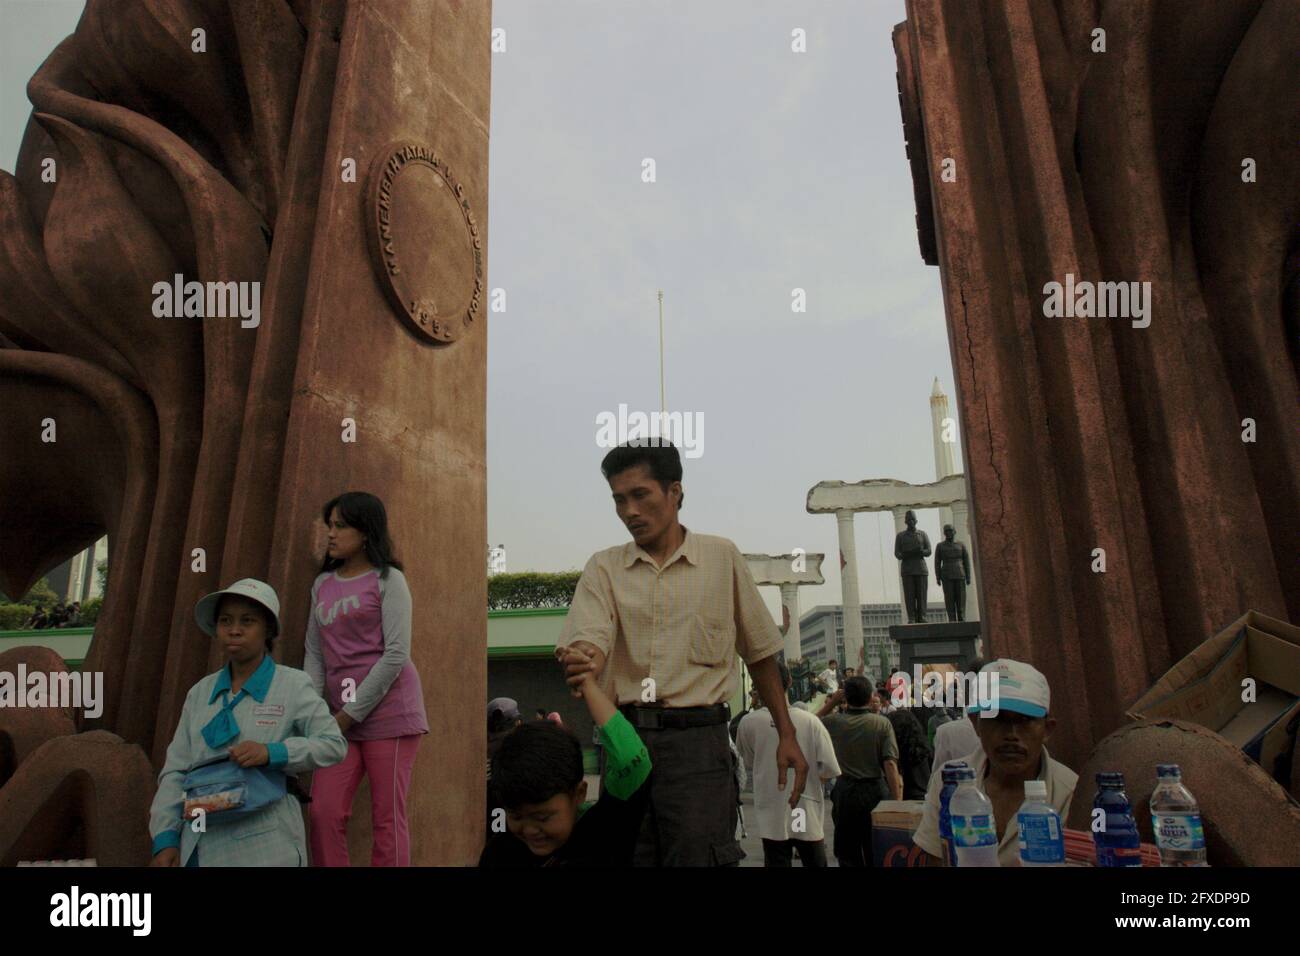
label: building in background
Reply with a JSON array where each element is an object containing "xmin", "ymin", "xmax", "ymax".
[
  {"xmin": 39, "ymin": 537, "xmax": 108, "ymax": 604},
  {"xmin": 487, "ymin": 544, "xmax": 507, "ymax": 576},
  {"xmin": 798, "ymin": 602, "xmax": 946, "ymax": 680}
]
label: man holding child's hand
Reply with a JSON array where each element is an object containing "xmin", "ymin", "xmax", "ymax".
[{"xmin": 556, "ymin": 441, "xmax": 808, "ymax": 866}]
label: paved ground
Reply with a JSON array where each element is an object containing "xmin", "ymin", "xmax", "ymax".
[{"xmin": 584, "ymin": 775, "xmax": 838, "ymax": 867}]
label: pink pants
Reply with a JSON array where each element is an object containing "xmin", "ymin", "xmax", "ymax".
[{"xmin": 309, "ymin": 734, "xmax": 421, "ymax": 867}]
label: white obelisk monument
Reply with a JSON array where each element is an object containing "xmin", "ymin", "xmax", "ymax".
[{"xmin": 930, "ymin": 378, "xmax": 957, "ymax": 529}]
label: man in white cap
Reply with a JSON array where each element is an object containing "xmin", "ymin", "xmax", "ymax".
[{"xmin": 912, "ymin": 658, "xmax": 1078, "ymax": 867}]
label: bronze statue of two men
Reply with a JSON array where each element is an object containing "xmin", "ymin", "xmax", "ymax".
[{"xmin": 894, "ymin": 510, "xmax": 970, "ymax": 623}]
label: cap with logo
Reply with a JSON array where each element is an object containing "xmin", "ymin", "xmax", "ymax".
[
  {"xmin": 966, "ymin": 658, "xmax": 1050, "ymax": 718},
  {"xmin": 194, "ymin": 578, "xmax": 282, "ymax": 638}
]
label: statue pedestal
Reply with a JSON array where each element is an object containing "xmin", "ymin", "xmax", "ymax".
[{"xmin": 887, "ymin": 621, "xmax": 981, "ymax": 674}]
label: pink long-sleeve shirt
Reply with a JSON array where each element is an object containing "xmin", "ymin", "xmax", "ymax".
[{"xmin": 304, "ymin": 567, "xmax": 429, "ymax": 741}]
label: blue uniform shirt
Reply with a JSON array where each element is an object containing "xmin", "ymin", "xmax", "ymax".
[{"xmin": 149, "ymin": 655, "xmax": 347, "ymax": 866}]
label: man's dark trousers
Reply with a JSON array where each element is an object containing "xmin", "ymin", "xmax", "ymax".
[
  {"xmin": 831, "ymin": 775, "xmax": 888, "ymax": 867},
  {"xmin": 942, "ymin": 578, "xmax": 966, "ymax": 621},
  {"xmin": 762, "ymin": 838, "xmax": 828, "ymax": 867},
  {"xmin": 627, "ymin": 720, "xmax": 742, "ymax": 866},
  {"xmin": 902, "ymin": 574, "xmax": 928, "ymax": 622}
]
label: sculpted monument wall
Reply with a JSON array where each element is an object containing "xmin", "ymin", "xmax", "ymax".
[
  {"xmin": 0, "ymin": 0, "xmax": 489, "ymax": 865},
  {"xmin": 895, "ymin": 0, "xmax": 1299, "ymax": 863},
  {"xmin": 894, "ymin": 0, "xmax": 1297, "ymax": 775}
]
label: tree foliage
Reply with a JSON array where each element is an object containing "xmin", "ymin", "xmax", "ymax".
[{"xmin": 487, "ymin": 571, "xmax": 581, "ymax": 610}]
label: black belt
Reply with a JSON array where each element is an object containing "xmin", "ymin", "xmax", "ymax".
[{"xmin": 619, "ymin": 703, "xmax": 730, "ymax": 730}]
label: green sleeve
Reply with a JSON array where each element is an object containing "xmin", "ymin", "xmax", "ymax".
[{"xmin": 598, "ymin": 711, "xmax": 652, "ymax": 800}]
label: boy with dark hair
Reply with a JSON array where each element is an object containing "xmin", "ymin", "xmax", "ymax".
[{"xmin": 479, "ymin": 645, "xmax": 651, "ymax": 867}]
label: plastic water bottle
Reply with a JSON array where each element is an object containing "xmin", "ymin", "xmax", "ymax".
[
  {"xmin": 1151, "ymin": 765, "xmax": 1208, "ymax": 867},
  {"xmin": 1017, "ymin": 779, "xmax": 1064, "ymax": 866},
  {"xmin": 949, "ymin": 768, "xmax": 999, "ymax": 867},
  {"xmin": 938, "ymin": 760, "xmax": 970, "ymax": 866},
  {"xmin": 1092, "ymin": 772, "xmax": 1142, "ymax": 867}
]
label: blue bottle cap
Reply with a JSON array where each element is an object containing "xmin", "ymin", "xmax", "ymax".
[
  {"xmin": 1156, "ymin": 764, "xmax": 1181, "ymax": 778},
  {"xmin": 1096, "ymin": 771, "xmax": 1126, "ymax": 788}
]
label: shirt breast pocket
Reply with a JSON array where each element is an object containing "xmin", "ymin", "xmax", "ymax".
[{"xmin": 689, "ymin": 613, "xmax": 734, "ymax": 667}]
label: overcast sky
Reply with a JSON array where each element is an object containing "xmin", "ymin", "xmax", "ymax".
[{"xmin": 1, "ymin": 0, "xmax": 962, "ymax": 623}]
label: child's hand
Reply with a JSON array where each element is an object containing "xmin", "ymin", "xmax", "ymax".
[{"xmin": 555, "ymin": 644, "xmax": 596, "ymax": 698}]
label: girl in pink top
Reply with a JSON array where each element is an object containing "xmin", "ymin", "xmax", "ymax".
[{"xmin": 305, "ymin": 491, "xmax": 428, "ymax": 866}]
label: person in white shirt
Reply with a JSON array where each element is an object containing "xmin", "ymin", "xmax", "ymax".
[
  {"xmin": 736, "ymin": 661, "xmax": 841, "ymax": 867},
  {"xmin": 933, "ymin": 711, "xmax": 981, "ymax": 767},
  {"xmin": 817, "ymin": 659, "xmax": 839, "ymax": 694},
  {"xmin": 932, "ymin": 659, "xmax": 985, "ymax": 768}
]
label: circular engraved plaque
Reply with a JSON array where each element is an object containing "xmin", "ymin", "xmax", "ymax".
[{"xmin": 365, "ymin": 142, "xmax": 483, "ymax": 344}]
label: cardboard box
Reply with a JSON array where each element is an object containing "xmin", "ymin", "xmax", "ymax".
[
  {"xmin": 871, "ymin": 799, "xmax": 926, "ymax": 867},
  {"xmin": 1127, "ymin": 611, "xmax": 1300, "ymax": 784}
]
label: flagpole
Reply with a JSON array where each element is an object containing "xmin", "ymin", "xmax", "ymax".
[{"xmin": 657, "ymin": 290, "xmax": 665, "ymax": 417}]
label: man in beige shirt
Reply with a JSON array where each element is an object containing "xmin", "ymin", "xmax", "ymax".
[{"xmin": 557, "ymin": 441, "xmax": 808, "ymax": 866}]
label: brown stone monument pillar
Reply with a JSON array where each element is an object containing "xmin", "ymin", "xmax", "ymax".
[
  {"xmin": 258, "ymin": 1, "xmax": 490, "ymax": 865},
  {"xmin": 894, "ymin": 0, "xmax": 1298, "ymax": 769}
]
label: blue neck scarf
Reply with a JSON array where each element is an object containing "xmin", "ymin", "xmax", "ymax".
[
  {"xmin": 201, "ymin": 686, "xmax": 248, "ymax": 750},
  {"xmin": 201, "ymin": 655, "xmax": 275, "ymax": 750}
]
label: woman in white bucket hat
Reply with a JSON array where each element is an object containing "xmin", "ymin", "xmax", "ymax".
[{"xmin": 147, "ymin": 579, "xmax": 347, "ymax": 866}]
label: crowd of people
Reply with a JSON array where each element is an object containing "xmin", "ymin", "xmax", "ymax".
[
  {"xmin": 137, "ymin": 437, "xmax": 1073, "ymax": 869},
  {"xmin": 477, "ymin": 441, "xmax": 1077, "ymax": 869},
  {"xmin": 23, "ymin": 601, "xmax": 84, "ymax": 629},
  {"xmin": 704, "ymin": 654, "xmax": 1068, "ymax": 867},
  {"xmin": 728, "ymin": 655, "xmax": 1056, "ymax": 867},
  {"xmin": 477, "ymin": 442, "xmax": 1084, "ymax": 868}
]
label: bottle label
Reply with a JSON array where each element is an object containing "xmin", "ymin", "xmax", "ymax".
[
  {"xmin": 951, "ymin": 814, "xmax": 996, "ymax": 847},
  {"xmin": 1097, "ymin": 845, "xmax": 1143, "ymax": 867},
  {"xmin": 1152, "ymin": 813, "xmax": 1205, "ymax": 851},
  {"xmin": 1017, "ymin": 812, "xmax": 1064, "ymax": 862}
]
